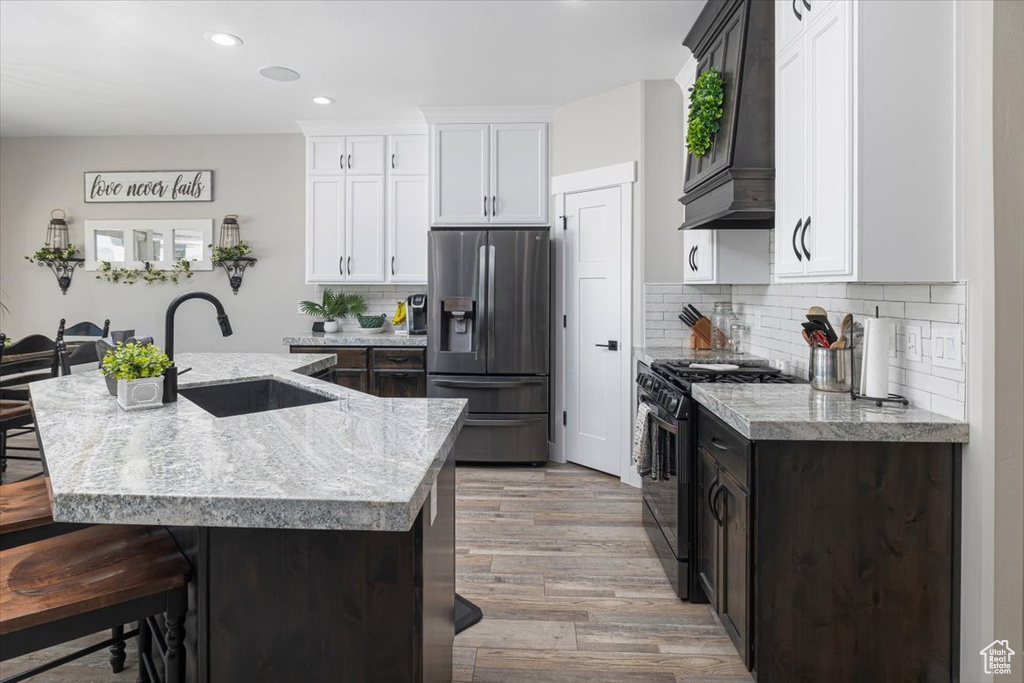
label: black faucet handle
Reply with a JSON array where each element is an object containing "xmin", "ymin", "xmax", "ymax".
[{"xmin": 217, "ymin": 314, "xmax": 233, "ymax": 337}]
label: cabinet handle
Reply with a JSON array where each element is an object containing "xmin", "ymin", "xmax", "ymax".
[
  {"xmin": 492, "ymin": 195, "xmax": 497, "ymax": 217},
  {"xmin": 712, "ymin": 483, "xmax": 725, "ymax": 526},
  {"xmin": 391, "ymin": 153, "xmax": 396, "ymax": 169},
  {"xmin": 391, "ymin": 256, "xmax": 396, "ymax": 276},
  {"xmin": 347, "ymin": 154, "xmax": 352, "ymax": 169},
  {"xmin": 693, "ymin": 245, "xmax": 698, "ymax": 271},
  {"xmin": 792, "ymin": 218, "xmax": 804, "ymax": 261},
  {"xmin": 708, "ymin": 476, "xmax": 722, "ymax": 525},
  {"xmin": 347, "ymin": 256, "xmax": 351, "ymax": 275},
  {"xmin": 339, "ymin": 154, "xmax": 344, "ymax": 170},
  {"xmin": 801, "ymin": 216, "xmax": 812, "ymax": 260},
  {"xmin": 483, "ymin": 195, "xmax": 489, "ymax": 217},
  {"xmin": 709, "ymin": 437, "xmax": 730, "ymax": 452},
  {"xmin": 689, "ymin": 245, "xmax": 697, "ymax": 271},
  {"xmin": 802, "ymin": 0, "xmax": 812, "ymax": 10},
  {"xmin": 792, "ymin": 0, "xmax": 802, "ymax": 21},
  {"xmin": 384, "ymin": 355, "xmax": 411, "ymax": 363},
  {"xmin": 339, "ymin": 256, "xmax": 344, "ymax": 275}
]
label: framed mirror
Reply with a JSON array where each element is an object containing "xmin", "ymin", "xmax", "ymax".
[{"xmin": 84, "ymin": 219, "xmax": 213, "ymax": 271}]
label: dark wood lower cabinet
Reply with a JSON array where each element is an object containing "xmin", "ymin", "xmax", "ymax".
[
  {"xmin": 374, "ymin": 370, "xmax": 426, "ymax": 398},
  {"xmin": 694, "ymin": 406, "xmax": 960, "ymax": 682},
  {"xmin": 290, "ymin": 345, "xmax": 427, "ymax": 398},
  {"xmin": 168, "ymin": 451, "xmax": 455, "ymax": 683}
]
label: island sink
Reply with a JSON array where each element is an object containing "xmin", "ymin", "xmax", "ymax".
[{"xmin": 179, "ymin": 378, "xmax": 333, "ymax": 417}]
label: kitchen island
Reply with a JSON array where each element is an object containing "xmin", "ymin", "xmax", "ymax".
[{"xmin": 29, "ymin": 353, "xmax": 468, "ymax": 683}]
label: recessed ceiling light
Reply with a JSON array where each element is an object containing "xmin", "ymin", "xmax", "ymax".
[
  {"xmin": 205, "ymin": 32, "xmax": 243, "ymax": 47},
  {"xmin": 258, "ymin": 66, "xmax": 301, "ymax": 82},
  {"xmin": 312, "ymin": 96, "xmax": 335, "ymax": 105}
]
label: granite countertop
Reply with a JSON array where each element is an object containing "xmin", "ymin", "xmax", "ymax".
[
  {"xmin": 284, "ymin": 332, "xmax": 427, "ymax": 347},
  {"xmin": 30, "ymin": 353, "xmax": 466, "ymax": 532},
  {"xmin": 692, "ymin": 384, "xmax": 969, "ymax": 443},
  {"xmin": 634, "ymin": 345, "xmax": 769, "ymax": 367}
]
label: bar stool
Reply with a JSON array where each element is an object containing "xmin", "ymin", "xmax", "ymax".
[
  {"xmin": 0, "ymin": 525, "xmax": 190, "ymax": 683},
  {"xmin": 0, "ymin": 334, "xmax": 59, "ymax": 478}
]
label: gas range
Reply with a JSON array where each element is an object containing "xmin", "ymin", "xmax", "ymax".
[{"xmin": 637, "ymin": 359, "xmax": 804, "ymax": 601}]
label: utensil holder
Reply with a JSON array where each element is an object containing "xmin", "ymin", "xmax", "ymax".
[{"xmin": 809, "ymin": 347, "xmax": 853, "ymax": 392}]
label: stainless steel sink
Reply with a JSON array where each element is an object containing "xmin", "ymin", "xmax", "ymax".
[{"xmin": 179, "ymin": 378, "xmax": 333, "ymax": 418}]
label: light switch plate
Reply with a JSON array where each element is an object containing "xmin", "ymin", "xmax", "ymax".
[
  {"xmin": 932, "ymin": 325, "xmax": 962, "ymax": 370},
  {"xmin": 905, "ymin": 325, "xmax": 923, "ymax": 362}
]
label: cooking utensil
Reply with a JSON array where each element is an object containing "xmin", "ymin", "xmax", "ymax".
[
  {"xmin": 802, "ymin": 330, "xmax": 813, "ymax": 346},
  {"xmin": 811, "ymin": 330, "xmax": 831, "ymax": 348},
  {"xmin": 806, "ymin": 306, "xmax": 838, "ymax": 343},
  {"xmin": 837, "ymin": 313, "xmax": 853, "ymax": 348}
]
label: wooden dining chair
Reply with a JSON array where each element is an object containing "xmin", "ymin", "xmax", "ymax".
[
  {"xmin": 0, "ymin": 334, "xmax": 60, "ymax": 478},
  {"xmin": 0, "ymin": 525, "xmax": 190, "ymax": 683},
  {"xmin": 55, "ymin": 318, "xmax": 110, "ymax": 369}
]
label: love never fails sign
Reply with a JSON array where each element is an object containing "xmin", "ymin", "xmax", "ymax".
[{"xmin": 84, "ymin": 171, "xmax": 213, "ymax": 203}]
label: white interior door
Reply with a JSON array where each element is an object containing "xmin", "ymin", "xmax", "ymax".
[
  {"xmin": 306, "ymin": 176, "xmax": 346, "ymax": 282},
  {"xmin": 565, "ymin": 186, "xmax": 623, "ymax": 476},
  {"xmin": 388, "ymin": 175, "xmax": 428, "ymax": 283},
  {"xmin": 345, "ymin": 176, "xmax": 384, "ymax": 282}
]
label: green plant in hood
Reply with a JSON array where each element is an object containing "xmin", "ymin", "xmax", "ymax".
[{"xmin": 686, "ymin": 68, "xmax": 725, "ymax": 158}]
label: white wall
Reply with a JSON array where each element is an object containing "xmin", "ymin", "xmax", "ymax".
[
  {"xmin": 642, "ymin": 81, "xmax": 688, "ymax": 284},
  {"xmin": 0, "ymin": 134, "xmax": 418, "ymax": 351}
]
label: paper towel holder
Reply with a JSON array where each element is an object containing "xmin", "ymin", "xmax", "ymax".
[{"xmin": 848, "ymin": 313, "xmax": 910, "ymax": 406}]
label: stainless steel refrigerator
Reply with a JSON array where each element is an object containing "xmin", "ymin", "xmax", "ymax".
[{"xmin": 427, "ymin": 229, "xmax": 550, "ymax": 464}]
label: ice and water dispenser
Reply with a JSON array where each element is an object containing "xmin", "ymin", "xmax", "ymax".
[{"xmin": 439, "ymin": 296, "xmax": 476, "ymax": 353}]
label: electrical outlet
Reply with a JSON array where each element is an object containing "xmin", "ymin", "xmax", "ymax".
[
  {"xmin": 932, "ymin": 325, "xmax": 963, "ymax": 370},
  {"xmin": 755, "ymin": 310, "xmax": 763, "ymax": 331},
  {"xmin": 889, "ymin": 324, "xmax": 898, "ymax": 359},
  {"xmin": 905, "ymin": 325, "xmax": 923, "ymax": 362}
]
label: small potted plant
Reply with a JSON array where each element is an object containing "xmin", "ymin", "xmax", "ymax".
[
  {"xmin": 100, "ymin": 341, "xmax": 173, "ymax": 411},
  {"xmin": 299, "ymin": 290, "xmax": 368, "ymax": 333}
]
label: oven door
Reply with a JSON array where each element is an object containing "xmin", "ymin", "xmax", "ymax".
[{"xmin": 640, "ymin": 398, "xmax": 684, "ymax": 560}]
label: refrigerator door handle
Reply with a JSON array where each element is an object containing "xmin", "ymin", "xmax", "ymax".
[
  {"xmin": 487, "ymin": 244, "xmax": 496, "ymax": 362},
  {"xmin": 465, "ymin": 417, "xmax": 546, "ymax": 428},
  {"xmin": 478, "ymin": 244, "xmax": 488, "ymax": 360},
  {"xmin": 431, "ymin": 378, "xmax": 545, "ymax": 389}
]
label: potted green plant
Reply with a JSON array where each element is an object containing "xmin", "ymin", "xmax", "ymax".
[
  {"xmin": 299, "ymin": 290, "xmax": 368, "ymax": 333},
  {"xmin": 100, "ymin": 341, "xmax": 174, "ymax": 411}
]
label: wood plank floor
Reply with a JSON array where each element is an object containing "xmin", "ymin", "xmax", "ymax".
[
  {"xmin": 454, "ymin": 462, "xmax": 751, "ymax": 683},
  {"xmin": 2, "ymin": 436, "xmax": 750, "ymax": 682}
]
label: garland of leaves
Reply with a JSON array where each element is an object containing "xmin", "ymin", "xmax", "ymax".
[
  {"xmin": 25, "ymin": 245, "xmax": 79, "ymax": 262},
  {"xmin": 210, "ymin": 240, "xmax": 252, "ymax": 263},
  {"xmin": 686, "ymin": 68, "xmax": 725, "ymax": 158},
  {"xmin": 96, "ymin": 259, "xmax": 193, "ymax": 285}
]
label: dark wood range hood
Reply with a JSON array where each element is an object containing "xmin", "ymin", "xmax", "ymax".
[{"xmin": 679, "ymin": 0, "xmax": 774, "ymax": 230}]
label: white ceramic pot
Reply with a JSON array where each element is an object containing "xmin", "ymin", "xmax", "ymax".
[
  {"xmin": 117, "ymin": 376, "xmax": 165, "ymax": 411},
  {"xmin": 323, "ymin": 321, "xmax": 340, "ymax": 333}
]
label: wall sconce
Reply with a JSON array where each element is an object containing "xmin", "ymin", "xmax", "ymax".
[
  {"xmin": 211, "ymin": 214, "xmax": 257, "ymax": 295},
  {"xmin": 26, "ymin": 209, "xmax": 84, "ymax": 295}
]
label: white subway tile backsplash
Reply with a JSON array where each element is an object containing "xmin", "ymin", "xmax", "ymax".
[{"xmin": 646, "ymin": 281, "xmax": 968, "ymax": 421}]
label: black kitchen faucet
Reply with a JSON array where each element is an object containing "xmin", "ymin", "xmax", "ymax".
[{"xmin": 163, "ymin": 291, "xmax": 233, "ymax": 402}]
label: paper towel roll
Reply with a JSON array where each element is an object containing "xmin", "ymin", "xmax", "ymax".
[{"xmin": 860, "ymin": 317, "xmax": 893, "ymax": 398}]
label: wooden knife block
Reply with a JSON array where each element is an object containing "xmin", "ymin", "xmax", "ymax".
[{"xmin": 689, "ymin": 318, "xmax": 713, "ymax": 350}]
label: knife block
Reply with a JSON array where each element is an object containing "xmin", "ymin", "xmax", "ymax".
[{"xmin": 689, "ymin": 317, "xmax": 713, "ymax": 350}]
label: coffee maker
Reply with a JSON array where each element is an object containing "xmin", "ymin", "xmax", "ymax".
[{"xmin": 407, "ymin": 294, "xmax": 427, "ymax": 335}]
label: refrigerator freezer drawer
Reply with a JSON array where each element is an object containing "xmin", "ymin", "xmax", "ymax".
[
  {"xmin": 453, "ymin": 413, "xmax": 549, "ymax": 464},
  {"xmin": 427, "ymin": 375, "xmax": 548, "ymax": 413}
]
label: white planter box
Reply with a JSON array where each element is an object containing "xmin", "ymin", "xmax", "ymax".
[{"xmin": 117, "ymin": 376, "xmax": 164, "ymax": 411}]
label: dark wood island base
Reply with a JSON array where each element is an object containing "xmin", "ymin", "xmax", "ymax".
[{"xmin": 167, "ymin": 453, "xmax": 455, "ymax": 683}]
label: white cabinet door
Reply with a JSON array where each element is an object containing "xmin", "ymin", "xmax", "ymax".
[
  {"xmin": 307, "ymin": 176, "xmax": 346, "ymax": 282},
  {"xmin": 777, "ymin": 0, "xmax": 807, "ymax": 54},
  {"xmin": 388, "ymin": 135, "xmax": 428, "ymax": 175},
  {"xmin": 388, "ymin": 175, "xmax": 428, "ymax": 283},
  {"xmin": 774, "ymin": 42, "xmax": 808, "ymax": 278},
  {"xmin": 432, "ymin": 123, "xmax": 489, "ymax": 225},
  {"xmin": 489, "ymin": 122, "xmax": 548, "ymax": 225},
  {"xmin": 308, "ymin": 137, "xmax": 346, "ymax": 175},
  {"xmin": 345, "ymin": 176, "xmax": 385, "ymax": 282},
  {"xmin": 683, "ymin": 230, "xmax": 716, "ymax": 283},
  {"xmin": 804, "ymin": 1, "xmax": 852, "ymax": 276},
  {"xmin": 345, "ymin": 136, "xmax": 385, "ymax": 175}
]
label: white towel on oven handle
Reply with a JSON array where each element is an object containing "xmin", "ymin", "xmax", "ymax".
[{"xmin": 633, "ymin": 401, "xmax": 653, "ymax": 478}]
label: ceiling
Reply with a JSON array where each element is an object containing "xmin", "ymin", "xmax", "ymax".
[{"xmin": 0, "ymin": 0, "xmax": 702, "ymax": 137}]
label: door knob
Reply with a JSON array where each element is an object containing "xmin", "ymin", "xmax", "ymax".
[{"xmin": 595, "ymin": 341, "xmax": 619, "ymax": 351}]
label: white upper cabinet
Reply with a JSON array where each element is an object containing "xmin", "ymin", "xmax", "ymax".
[
  {"xmin": 388, "ymin": 175, "xmax": 429, "ymax": 283},
  {"xmin": 681, "ymin": 229, "xmax": 770, "ymax": 286},
  {"xmin": 302, "ymin": 125, "xmax": 428, "ymax": 284},
  {"xmin": 308, "ymin": 137, "xmax": 346, "ymax": 175},
  {"xmin": 774, "ymin": 0, "xmax": 958, "ymax": 283},
  {"xmin": 432, "ymin": 123, "xmax": 490, "ymax": 225},
  {"xmin": 388, "ymin": 134, "xmax": 428, "ymax": 175},
  {"xmin": 426, "ymin": 109, "xmax": 551, "ymax": 227},
  {"xmin": 345, "ymin": 136, "xmax": 385, "ymax": 175},
  {"xmin": 683, "ymin": 230, "xmax": 715, "ymax": 283},
  {"xmin": 307, "ymin": 176, "xmax": 346, "ymax": 282},
  {"xmin": 345, "ymin": 176, "xmax": 385, "ymax": 281},
  {"xmin": 489, "ymin": 122, "xmax": 548, "ymax": 224}
]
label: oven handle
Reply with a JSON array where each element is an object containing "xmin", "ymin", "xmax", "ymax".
[{"xmin": 639, "ymin": 396, "xmax": 678, "ymax": 434}]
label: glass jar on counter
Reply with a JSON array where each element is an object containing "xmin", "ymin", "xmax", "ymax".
[
  {"xmin": 730, "ymin": 323, "xmax": 750, "ymax": 354},
  {"xmin": 710, "ymin": 301, "xmax": 736, "ymax": 350}
]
